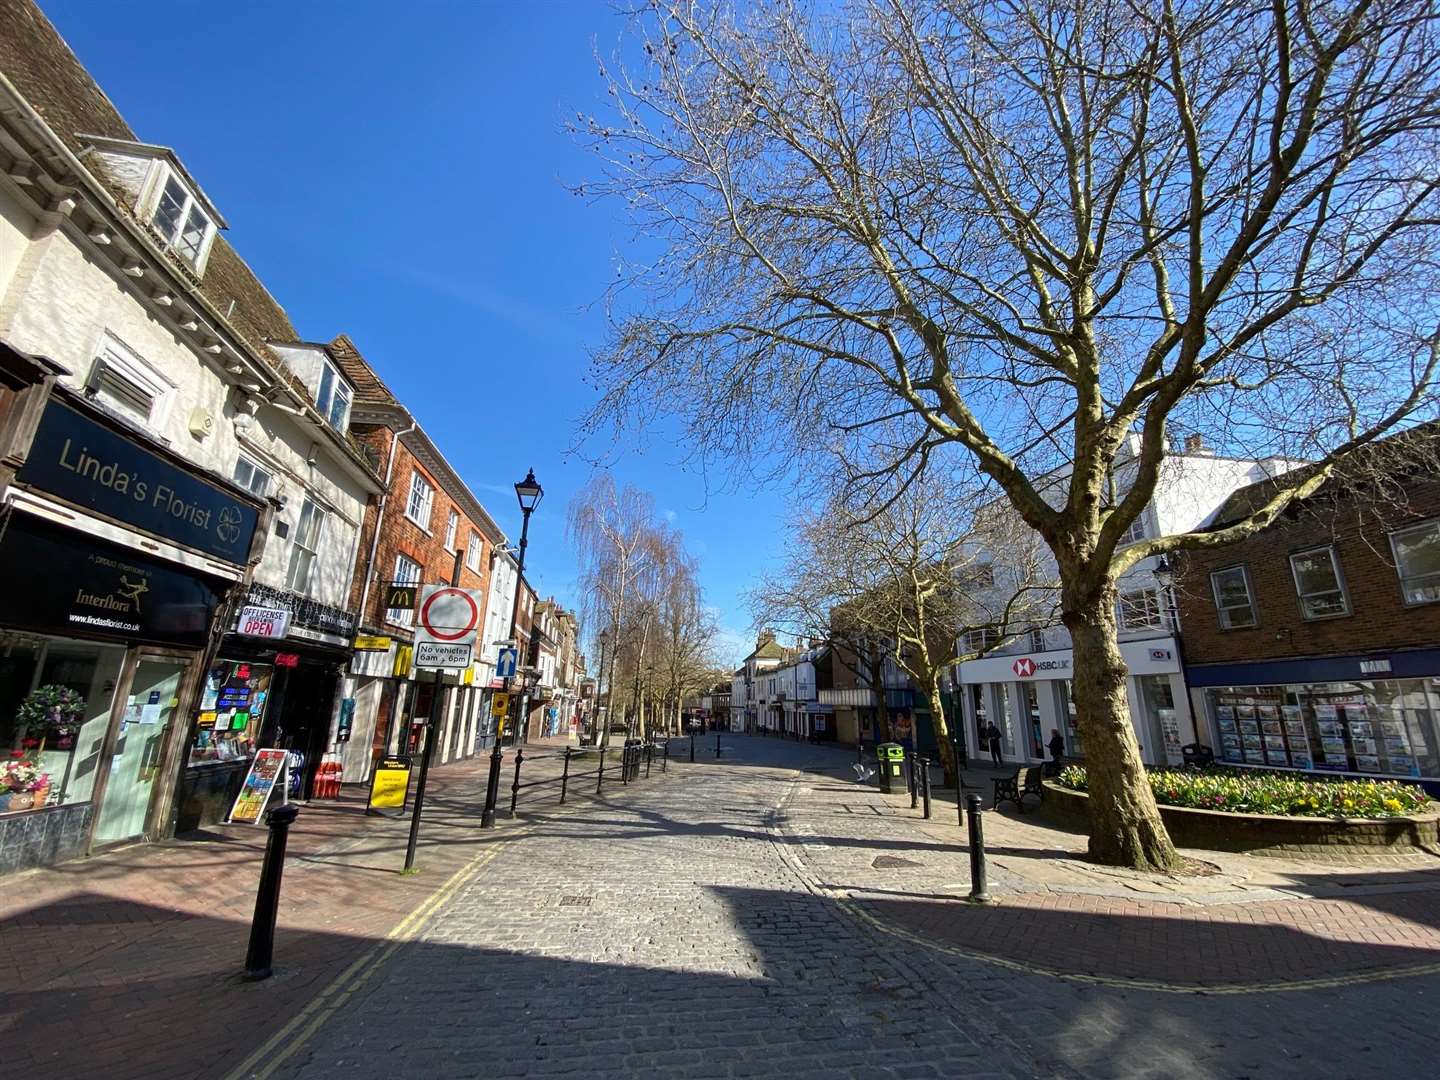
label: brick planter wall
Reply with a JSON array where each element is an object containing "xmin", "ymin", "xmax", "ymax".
[{"xmin": 1038, "ymin": 781, "xmax": 1440, "ymax": 856}]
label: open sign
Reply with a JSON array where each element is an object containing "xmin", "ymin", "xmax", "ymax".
[{"xmin": 238, "ymin": 604, "xmax": 290, "ymax": 639}]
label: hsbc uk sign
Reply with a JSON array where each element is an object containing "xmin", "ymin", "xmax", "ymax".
[{"xmin": 1011, "ymin": 656, "xmax": 1071, "ymax": 678}]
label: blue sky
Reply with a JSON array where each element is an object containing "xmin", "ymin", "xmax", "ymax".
[{"xmin": 43, "ymin": 0, "xmax": 782, "ymax": 664}]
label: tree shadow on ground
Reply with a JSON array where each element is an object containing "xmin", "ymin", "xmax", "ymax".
[{"xmin": 8, "ymin": 876, "xmax": 1437, "ymax": 1080}]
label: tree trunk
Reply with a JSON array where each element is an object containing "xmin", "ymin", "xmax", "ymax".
[
  {"xmin": 1066, "ymin": 589, "xmax": 1179, "ymax": 871},
  {"xmin": 927, "ymin": 679, "xmax": 958, "ymax": 788}
]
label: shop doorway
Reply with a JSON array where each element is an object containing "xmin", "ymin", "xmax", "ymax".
[
  {"xmin": 267, "ymin": 663, "xmax": 338, "ymax": 800},
  {"xmin": 94, "ymin": 656, "xmax": 185, "ymax": 846}
]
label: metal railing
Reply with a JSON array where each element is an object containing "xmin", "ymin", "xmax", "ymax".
[{"xmin": 507, "ymin": 740, "xmax": 670, "ymax": 815}]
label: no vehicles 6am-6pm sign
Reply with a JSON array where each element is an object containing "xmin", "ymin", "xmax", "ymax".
[{"xmin": 413, "ymin": 585, "xmax": 482, "ymax": 670}]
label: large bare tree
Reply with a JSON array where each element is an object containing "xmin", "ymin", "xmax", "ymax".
[{"xmin": 578, "ymin": 0, "xmax": 1440, "ymax": 867}]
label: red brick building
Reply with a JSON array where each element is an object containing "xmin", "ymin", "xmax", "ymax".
[
  {"xmin": 1175, "ymin": 428, "xmax": 1440, "ymax": 784},
  {"xmin": 329, "ymin": 335, "xmax": 506, "ymax": 779}
]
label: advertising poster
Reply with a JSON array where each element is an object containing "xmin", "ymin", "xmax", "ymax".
[
  {"xmin": 368, "ymin": 755, "xmax": 413, "ymax": 814},
  {"xmin": 227, "ymin": 749, "xmax": 287, "ymax": 824},
  {"xmin": 1289, "ymin": 752, "xmax": 1315, "ymax": 770},
  {"xmin": 1355, "ymin": 754, "xmax": 1382, "ymax": 773},
  {"xmin": 1284, "ymin": 721, "xmax": 1308, "ymax": 740},
  {"xmin": 1261, "ymin": 719, "xmax": 1283, "ymax": 736}
]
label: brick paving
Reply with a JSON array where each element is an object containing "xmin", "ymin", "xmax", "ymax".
[
  {"xmin": 262, "ymin": 736, "xmax": 1438, "ymax": 1079},
  {"xmin": 0, "ymin": 745, "xmax": 616, "ymax": 1080},
  {"xmin": 7, "ymin": 735, "xmax": 1440, "ymax": 1078}
]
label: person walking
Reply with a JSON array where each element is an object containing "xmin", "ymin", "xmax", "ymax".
[
  {"xmin": 986, "ymin": 722, "xmax": 1003, "ymax": 767},
  {"xmin": 1048, "ymin": 728, "xmax": 1065, "ymax": 774}
]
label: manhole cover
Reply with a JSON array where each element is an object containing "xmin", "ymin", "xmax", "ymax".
[
  {"xmin": 558, "ymin": 895, "xmax": 593, "ymax": 907},
  {"xmin": 871, "ymin": 855, "xmax": 923, "ymax": 869}
]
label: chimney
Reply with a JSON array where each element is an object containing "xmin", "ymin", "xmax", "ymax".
[{"xmin": 1183, "ymin": 433, "xmax": 1212, "ymax": 455}]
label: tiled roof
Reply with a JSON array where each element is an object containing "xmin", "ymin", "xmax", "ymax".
[
  {"xmin": 327, "ymin": 333, "xmax": 401, "ymax": 407},
  {"xmin": 1208, "ymin": 421, "xmax": 1440, "ymax": 529},
  {"xmin": 0, "ymin": 0, "xmax": 299, "ymax": 359}
]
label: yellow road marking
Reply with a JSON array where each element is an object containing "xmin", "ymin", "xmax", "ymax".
[
  {"xmin": 223, "ymin": 842, "xmax": 506, "ymax": 1080},
  {"xmin": 225, "ymin": 760, "xmax": 683, "ymax": 1079}
]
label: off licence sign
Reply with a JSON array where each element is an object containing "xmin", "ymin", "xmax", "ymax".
[{"xmin": 238, "ymin": 604, "xmax": 290, "ymax": 639}]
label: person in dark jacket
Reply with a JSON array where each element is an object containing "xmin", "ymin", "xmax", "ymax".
[
  {"xmin": 1048, "ymin": 728, "xmax": 1066, "ymax": 771},
  {"xmin": 986, "ymin": 722, "xmax": 1003, "ymax": 767}
]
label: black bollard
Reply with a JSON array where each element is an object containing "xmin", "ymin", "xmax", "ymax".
[
  {"xmin": 921, "ymin": 757, "xmax": 933, "ymax": 819},
  {"xmin": 690, "ymin": 732, "xmax": 696, "ymax": 763},
  {"xmin": 714, "ymin": 730, "xmax": 721, "ymax": 758},
  {"xmin": 596, "ymin": 746, "xmax": 606, "ymax": 794},
  {"xmin": 509, "ymin": 747, "xmax": 525, "ymax": 816},
  {"xmin": 966, "ymin": 793, "xmax": 991, "ymax": 904},
  {"xmin": 560, "ymin": 747, "xmax": 571, "ymax": 804},
  {"xmin": 243, "ymin": 803, "xmax": 300, "ymax": 980},
  {"xmin": 908, "ymin": 749, "xmax": 919, "ymax": 809}
]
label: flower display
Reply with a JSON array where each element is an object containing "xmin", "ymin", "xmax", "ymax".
[
  {"xmin": 16, "ymin": 684, "xmax": 86, "ymax": 742},
  {"xmin": 1055, "ymin": 764, "xmax": 1429, "ymax": 819},
  {"xmin": 1, "ymin": 758, "xmax": 49, "ymax": 794}
]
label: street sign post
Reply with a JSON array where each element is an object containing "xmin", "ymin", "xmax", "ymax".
[{"xmin": 414, "ymin": 585, "xmax": 482, "ymax": 670}]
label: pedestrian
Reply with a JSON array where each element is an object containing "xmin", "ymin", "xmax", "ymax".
[
  {"xmin": 1048, "ymin": 728, "xmax": 1065, "ymax": 774},
  {"xmin": 987, "ymin": 722, "xmax": 1003, "ymax": 767}
]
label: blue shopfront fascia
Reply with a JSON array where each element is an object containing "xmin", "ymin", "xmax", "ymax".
[{"xmin": 1185, "ymin": 647, "xmax": 1440, "ymax": 688}]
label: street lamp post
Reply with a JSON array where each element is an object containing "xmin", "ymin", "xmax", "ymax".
[{"xmin": 481, "ymin": 468, "xmax": 543, "ymax": 829}]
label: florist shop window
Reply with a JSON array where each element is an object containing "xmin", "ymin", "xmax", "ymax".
[{"xmin": 0, "ymin": 634, "xmax": 126, "ymax": 813}]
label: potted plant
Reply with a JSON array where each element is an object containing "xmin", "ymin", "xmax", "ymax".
[
  {"xmin": 17, "ymin": 684, "xmax": 86, "ymax": 751},
  {"xmin": 1, "ymin": 756, "xmax": 50, "ymax": 813}
]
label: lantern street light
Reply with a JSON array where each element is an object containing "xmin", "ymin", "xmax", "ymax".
[{"xmin": 482, "ymin": 469, "xmax": 543, "ymax": 829}]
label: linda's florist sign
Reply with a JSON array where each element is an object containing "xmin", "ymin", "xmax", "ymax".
[{"xmin": 18, "ymin": 400, "xmax": 259, "ymax": 563}]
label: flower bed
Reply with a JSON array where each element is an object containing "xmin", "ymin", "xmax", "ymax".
[{"xmin": 1055, "ymin": 764, "xmax": 1429, "ymax": 819}]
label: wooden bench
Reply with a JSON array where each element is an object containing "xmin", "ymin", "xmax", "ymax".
[{"xmin": 992, "ymin": 765, "xmax": 1045, "ymax": 813}]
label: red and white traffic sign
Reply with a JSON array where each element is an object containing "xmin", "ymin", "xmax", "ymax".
[{"xmin": 416, "ymin": 585, "xmax": 482, "ymax": 647}]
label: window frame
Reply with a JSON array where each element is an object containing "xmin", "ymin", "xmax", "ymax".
[
  {"xmin": 1289, "ymin": 544, "xmax": 1351, "ymax": 620},
  {"xmin": 233, "ymin": 455, "xmax": 272, "ymax": 498},
  {"xmin": 1389, "ymin": 518, "xmax": 1440, "ymax": 607},
  {"xmin": 145, "ymin": 164, "xmax": 217, "ymax": 271},
  {"xmin": 86, "ymin": 331, "xmax": 175, "ymax": 428},
  {"xmin": 387, "ymin": 552, "xmax": 424, "ymax": 628},
  {"xmin": 1209, "ymin": 564, "xmax": 1259, "ymax": 630},
  {"xmin": 465, "ymin": 531, "xmax": 483, "ymax": 573},
  {"xmin": 1115, "ymin": 506, "xmax": 1151, "ymax": 547},
  {"xmin": 405, "ymin": 470, "xmax": 435, "ymax": 531},
  {"xmin": 314, "ymin": 359, "xmax": 353, "ymax": 433},
  {"xmin": 284, "ymin": 497, "xmax": 326, "ymax": 595},
  {"xmin": 1117, "ymin": 587, "xmax": 1165, "ymax": 632},
  {"xmin": 444, "ymin": 509, "xmax": 459, "ymax": 551}
]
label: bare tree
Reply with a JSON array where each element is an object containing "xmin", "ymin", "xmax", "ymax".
[
  {"xmin": 578, "ymin": 0, "xmax": 1440, "ymax": 868},
  {"xmin": 753, "ymin": 468, "xmax": 1054, "ymax": 784},
  {"xmin": 569, "ymin": 474, "xmax": 663, "ymax": 748}
]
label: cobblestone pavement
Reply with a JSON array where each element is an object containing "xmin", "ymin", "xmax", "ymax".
[{"xmin": 258, "ymin": 736, "xmax": 1440, "ymax": 1080}]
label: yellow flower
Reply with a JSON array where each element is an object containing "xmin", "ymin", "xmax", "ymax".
[{"xmin": 1383, "ymin": 798, "xmax": 1403, "ymax": 813}]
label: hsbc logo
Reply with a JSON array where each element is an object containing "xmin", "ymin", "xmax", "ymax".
[{"xmin": 1011, "ymin": 656, "xmax": 1070, "ymax": 678}]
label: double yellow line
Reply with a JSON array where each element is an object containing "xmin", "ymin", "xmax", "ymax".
[{"xmin": 223, "ymin": 840, "xmax": 507, "ymax": 1080}]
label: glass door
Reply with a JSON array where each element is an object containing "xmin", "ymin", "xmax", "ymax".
[{"xmin": 94, "ymin": 657, "xmax": 185, "ymax": 845}]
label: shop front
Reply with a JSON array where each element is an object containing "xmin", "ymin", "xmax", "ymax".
[
  {"xmin": 956, "ymin": 638, "xmax": 1195, "ymax": 767},
  {"xmin": 176, "ymin": 582, "xmax": 358, "ymax": 829},
  {"xmin": 0, "ymin": 392, "xmax": 260, "ymax": 871},
  {"xmin": 1186, "ymin": 649, "xmax": 1440, "ymax": 788}
]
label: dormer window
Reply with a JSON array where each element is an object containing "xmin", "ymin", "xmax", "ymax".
[
  {"xmin": 149, "ymin": 170, "xmax": 215, "ymax": 270},
  {"xmin": 315, "ymin": 360, "xmax": 352, "ymax": 432}
]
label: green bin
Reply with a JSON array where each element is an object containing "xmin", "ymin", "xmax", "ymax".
[{"xmin": 876, "ymin": 742, "xmax": 905, "ymax": 793}]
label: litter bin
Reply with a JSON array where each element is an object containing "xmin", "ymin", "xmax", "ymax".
[{"xmin": 876, "ymin": 743, "xmax": 905, "ymax": 793}]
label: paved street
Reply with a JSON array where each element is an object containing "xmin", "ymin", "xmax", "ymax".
[{"xmin": 245, "ymin": 736, "xmax": 1440, "ymax": 1080}]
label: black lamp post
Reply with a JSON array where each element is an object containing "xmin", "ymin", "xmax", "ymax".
[{"xmin": 482, "ymin": 468, "xmax": 543, "ymax": 829}]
